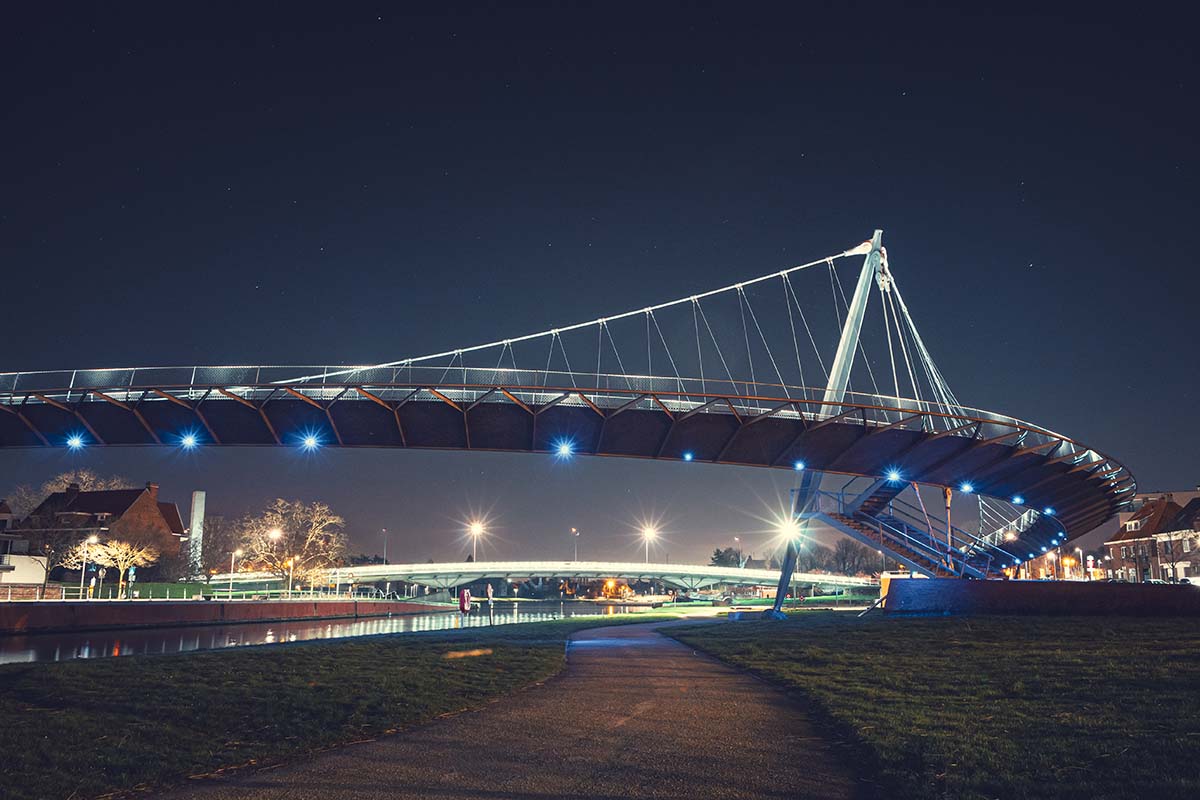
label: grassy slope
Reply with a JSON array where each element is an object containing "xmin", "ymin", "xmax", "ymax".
[
  {"xmin": 669, "ymin": 613, "xmax": 1200, "ymax": 800},
  {"xmin": 0, "ymin": 613, "xmax": 681, "ymax": 800}
]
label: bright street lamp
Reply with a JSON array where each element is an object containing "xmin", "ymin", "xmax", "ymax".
[
  {"xmin": 469, "ymin": 521, "xmax": 485, "ymax": 561},
  {"xmin": 229, "ymin": 549, "xmax": 243, "ymax": 598},
  {"xmin": 642, "ymin": 526, "xmax": 658, "ymax": 564},
  {"xmin": 286, "ymin": 557, "xmax": 295, "ymax": 597},
  {"xmin": 79, "ymin": 534, "xmax": 100, "ymax": 600},
  {"xmin": 571, "ymin": 527, "xmax": 580, "ymax": 561}
]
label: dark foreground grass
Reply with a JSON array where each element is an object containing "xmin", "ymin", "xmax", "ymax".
[
  {"xmin": 0, "ymin": 612, "xmax": 683, "ymax": 800},
  {"xmin": 669, "ymin": 613, "xmax": 1200, "ymax": 800}
]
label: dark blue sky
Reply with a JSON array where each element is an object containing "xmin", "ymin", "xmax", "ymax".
[{"xmin": 1, "ymin": 4, "xmax": 1195, "ymax": 561}]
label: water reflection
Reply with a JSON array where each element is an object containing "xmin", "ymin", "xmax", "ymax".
[{"xmin": 0, "ymin": 603, "xmax": 649, "ymax": 665}]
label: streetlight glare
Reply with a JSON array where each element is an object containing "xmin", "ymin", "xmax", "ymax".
[
  {"xmin": 180, "ymin": 432, "xmax": 198, "ymax": 450},
  {"xmin": 469, "ymin": 521, "xmax": 485, "ymax": 536},
  {"xmin": 268, "ymin": 528, "xmax": 283, "ymax": 540},
  {"xmin": 67, "ymin": 434, "xmax": 85, "ymax": 450},
  {"xmin": 554, "ymin": 439, "xmax": 574, "ymax": 458},
  {"xmin": 641, "ymin": 526, "xmax": 658, "ymax": 540},
  {"xmin": 301, "ymin": 434, "xmax": 320, "ymax": 451},
  {"xmin": 777, "ymin": 518, "xmax": 801, "ymax": 541}
]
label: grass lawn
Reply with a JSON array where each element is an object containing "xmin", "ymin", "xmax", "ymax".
[
  {"xmin": 668, "ymin": 612, "xmax": 1200, "ymax": 800},
  {"xmin": 0, "ymin": 612, "xmax": 685, "ymax": 800}
]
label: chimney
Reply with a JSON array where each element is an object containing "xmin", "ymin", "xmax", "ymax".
[
  {"xmin": 66, "ymin": 483, "xmax": 81, "ymax": 503},
  {"xmin": 145, "ymin": 481, "xmax": 159, "ymax": 499}
]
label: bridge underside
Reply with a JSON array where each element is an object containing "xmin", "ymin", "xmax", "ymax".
[{"xmin": 0, "ymin": 379, "xmax": 1133, "ymax": 563}]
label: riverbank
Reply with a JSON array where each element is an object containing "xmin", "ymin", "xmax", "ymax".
[
  {"xmin": 668, "ymin": 612, "xmax": 1200, "ymax": 799},
  {"xmin": 0, "ymin": 598, "xmax": 457, "ymax": 635},
  {"xmin": 0, "ymin": 612, "xmax": 692, "ymax": 799}
]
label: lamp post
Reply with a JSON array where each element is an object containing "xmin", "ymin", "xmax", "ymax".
[
  {"xmin": 642, "ymin": 526, "xmax": 657, "ymax": 564},
  {"xmin": 469, "ymin": 521, "xmax": 485, "ymax": 561},
  {"xmin": 572, "ymin": 527, "xmax": 579, "ymax": 561},
  {"xmin": 733, "ymin": 536, "xmax": 742, "ymax": 567},
  {"xmin": 228, "ymin": 549, "xmax": 243, "ymax": 598},
  {"xmin": 268, "ymin": 528, "xmax": 283, "ymax": 596},
  {"xmin": 79, "ymin": 534, "xmax": 99, "ymax": 600},
  {"xmin": 382, "ymin": 528, "xmax": 388, "ymax": 564},
  {"xmin": 287, "ymin": 557, "xmax": 295, "ymax": 597}
]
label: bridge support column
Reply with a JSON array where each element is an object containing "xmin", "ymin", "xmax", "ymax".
[{"xmin": 768, "ymin": 470, "xmax": 820, "ymax": 618}]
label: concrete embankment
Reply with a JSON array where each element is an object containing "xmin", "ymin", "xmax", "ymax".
[
  {"xmin": 0, "ymin": 599, "xmax": 457, "ymax": 635},
  {"xmin": 883, "ymin": 577, "xmax": 1200, "ymax": 616}
]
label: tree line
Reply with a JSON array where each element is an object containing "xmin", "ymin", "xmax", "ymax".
[{"xmin": 711, "ymin": 538, "xmax": 889, "ymax": 576}]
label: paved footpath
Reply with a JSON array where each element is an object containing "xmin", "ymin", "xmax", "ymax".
[{"xmin": 161, "ymin": 621, "xmax": 860, "ymax": 799}]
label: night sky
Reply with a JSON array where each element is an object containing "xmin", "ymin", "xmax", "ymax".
[{"xmin": 2, "ymin": 5, "xmax": 1195, "ymax": 563}]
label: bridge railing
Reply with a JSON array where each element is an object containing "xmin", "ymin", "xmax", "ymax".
[{"xmin": 0, "ymin": 364, "xmax": 1090, "ymax": 448}]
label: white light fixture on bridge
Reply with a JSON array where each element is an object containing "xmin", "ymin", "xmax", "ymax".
[
  {"xmin": 180, "ymin": 432, "xmax": 198, "ymax": 450},
  {"xmin": 301, "ymin": 434, "xmax": 320, "ymax": 452},
  {"xmin": 554, "ymin": 438, "xmax": 574, "ymax": 458},
  {"xmin": 886, "ymin": 469, "xmax": 902, "ymax": 482},
  {"xmin": 793, "ymin": 460, "xmax": 805, "ymax": 471},
  {"xmin": 959, "ymin": 482, "xmax": 974, "ymax": 494},
  {"xmin": 67, "ymin": 434, "xmax": 85, "ymax": 451}
]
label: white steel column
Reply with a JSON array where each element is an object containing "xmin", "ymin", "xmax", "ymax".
[{"xmin": 823, "ymin": 229, "xmax": 883, "ymax": 406}]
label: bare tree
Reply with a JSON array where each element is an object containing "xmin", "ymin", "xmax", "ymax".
[
  {"xmin": 29, "ymin": 527, "xmax": 95, "ymax": 588},
  {"xmin": 198, "ymin": 515, "xmax": 242, "ymax": 580},
  {"xmin": 830, "ymin": 538, "xmax": 874, "ymax": 576},
  {"xmin": 63, "ymin": 539, "xmax": 158, "ymax": 598},
  {"xmin": 239, "ymin": 499, "xmax": 347, "ymax": 586}
]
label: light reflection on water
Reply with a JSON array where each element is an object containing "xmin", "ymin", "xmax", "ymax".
[{"xmin": 0, "ymin": 602, "xmax": 649, "ymax": 665}]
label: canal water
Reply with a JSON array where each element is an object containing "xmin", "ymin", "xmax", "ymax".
[{"xmin": 0, "ymin": 602, "xmax": 652, "ymax": 665}]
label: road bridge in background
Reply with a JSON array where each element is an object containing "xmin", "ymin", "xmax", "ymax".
[{"xmin": 217, "ymin": 560, "xmax": 878, "ymax": 593}]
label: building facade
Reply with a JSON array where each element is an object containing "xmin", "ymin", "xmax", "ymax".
[{"xmin": 1103, "ymin": 497, "xmax": 1199, "ymax": 583}]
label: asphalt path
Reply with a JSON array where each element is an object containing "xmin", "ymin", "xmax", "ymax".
[{"xmin": 160, "ymin": 621, "xmax": 860, "ymax": 799}]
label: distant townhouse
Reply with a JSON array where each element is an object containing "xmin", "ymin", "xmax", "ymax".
[{"xmin": 1103, "ymin": 497, "xmax": 1200, "ymax": 583}]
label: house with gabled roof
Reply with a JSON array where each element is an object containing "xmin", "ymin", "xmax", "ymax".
[{"xmin": 19, "ymin": 481, "xmax": 186, "ymax": 557}]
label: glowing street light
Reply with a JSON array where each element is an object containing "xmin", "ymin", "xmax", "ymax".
[
  {"xmin": 571, "ymin": 526, "xmax": 580, "ymax": 561},
  {"xmin": 469, "ymin": 520, "xmax": 486, "ymax": 561},
  {"xmin": 228, "ymin": 548, "xmax": 243, "ymax": 597},
  {"xmin": 554, "ymin": 439, "xmax": 574, "ymax": 458},
  {"xmin": 67, "ymin": 434, "xmax": 85, "ymax": 451},
  {"xmin": 79, "ymin": 533, "xmax": 100, "ymax": 600},
  {"xmin": 180, "ymin": 432, "xmax": 198, "ymax": 450},
  {"xmin": 641, "ymin": 525, "xmax": 658, "ymax": 564},
  {"xmin": 301, "ymin": 434, "xmax": 320, "ymax": 452},
  {"xmin": 886, "ymin": 469, "xmax": 902, "ymax": 483}
]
